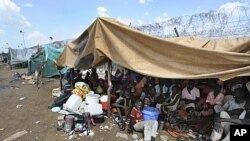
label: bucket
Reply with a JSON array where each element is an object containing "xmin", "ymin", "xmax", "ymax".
[
  {"xmin": 64, "ymin": 115, "xmax": 74, "ymax": 132},
  {"xmin": 142, "ymin": 106, "xmax": 159, "ymax": 121},
  {"xmin": 85, "ymin": 103, "xmax": 103, "ymax": 116},
  {"xmin": 64, "ymin": 94, "xmax": 82, "ymax": 112},
  {"xmin": 101, "ymin": 102, "xmax": 108, "ymax": 110},
  {"xmin": 86, "ymin": 93, "xmax": 100, "ymax": 104},
  {"xmin": 100, "ymin": 95, "xmax": 108, "ymax": 110}
]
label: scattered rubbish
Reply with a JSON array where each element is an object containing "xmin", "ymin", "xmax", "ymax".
[
  {"xmin": 28, "ymin": 79, "xmax": 36, "ymax": 84},
  {"xmin": 51, "ymin": 107, "xmax": 61, "ymax": 113},
  {"xmin": 83, "ymin": 131, "xmax": 88, "ymax": 136},
  {"xmin": 52, "ymin": 87, "xmax": 62, "ymax": 97},
  {"xmin": 68, "ymin": 130, "xmax": 74, "ymax": 135},
  {"xmin": 19, "ymin": 97, "xmax": 26, "ymax": 101},
  {"xmin": 2, "ymin": 130, "xmax": 28, "ymax": 141},
  {"xmin": 89, "ymin": 130, "xmax": 94, "ymax": 137},
  {"xmin": 34, "ymin": 121, "xmax": 41, "ymax": 124},
  {"xmin": 35, "ymin": 137, "xmax": 38, "ymax": 140},
  {"xmin": 10, "ymin": 86, "xmax": 20, "ymax": 89},
  {"xmin": 100, "ymin": 126, "xmax": 104, "ymax": 130},
  {"xmin": 68, "ymin": 134, "xmax": 74, "ymax": 140},
  {"xmin": 0, "ymin": 128, "xmax": 4, "ymax": 131},
  {"xmin": 16, "ymin": 105, "xmax": 22, "ymax": 109},
  {"xmin": 57, "ymin": 115, "xmax": 65, "ymax": 121},
  {"xmin": 0, "ymin": 85, "xmax": 20, "ymax": 93},
  {"xmin": 22, "ymin": 75, "xmax": 34, "ymax": 80},
  {"xmin": 12, "ymin": 72, "xmax": 21, "ymax": 80},
  {"xmin": 78, "ymin": 133, "xmax": 84, "ymax": 137},
  {"xmin": 115, "ymin": 132, "xmax": 128, "ymax": 140},
  {"xmin": 132, "ymin": 134, "xmax": 141, "ymax": 141},
  {"xmin": 160, "ymin": 135, "xmax": 169, "ymax": 141},
  {"xmin": 58, "ymin": 109, "xmax": 70, "ymax": 115}
]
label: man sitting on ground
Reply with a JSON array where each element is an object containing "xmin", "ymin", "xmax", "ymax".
[
  {"xmin": 210, "ymin": 88, "xmax": 247, "ymax": 141},
  {"xmin": 181, "ymin": 80, "xmax": 200, "ymax": 117}
]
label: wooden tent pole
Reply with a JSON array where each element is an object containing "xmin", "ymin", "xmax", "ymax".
[
  {"xmin": 107, "ymin": 61, "xmax": 113, "ymax": 118},
  {"xmin": 59, "ymin": 70, "xmax": 63, "ymax": 91},
  {"xmin": 70, "ymin": 68, "xmax": 74, "ymax": 89}
]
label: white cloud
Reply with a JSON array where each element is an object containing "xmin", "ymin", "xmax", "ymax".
[
  {"xmin": 138, "ymin": 0, "xmax": 153, "ymax": 4},
  {"xmin": 139, "ymin": 0, "xmax": 146, "ymax": 4},
  {"xmin": 23, "ymin": 3, "xmax": 32, "ymax": 8},
  {"xmin": 26, "ymin": 31, "xmax": 48, "ymax": 45},
  {"xmin": 217, "ymin": 2, "xmax": 250, "ymax": 16},
  {"xmin": 0, "ymin": 0, "xmax": 31, "ymax": 27},
  {"xmin": 97, "ymin": 6, "xmax": 109, "ymax": 17},
  {"xmin": 145, "ymin": 12, "xmax": 150, "ymax": 16},
  {"xmin": 155, "ymin": 12, "xmax": 169, "ymax": 23},
  {"xmin": 218, "ymin": 2, "xmax": 248, "ymax": 12}
]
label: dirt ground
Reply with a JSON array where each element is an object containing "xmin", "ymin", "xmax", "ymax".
[{"xmin": 0, "ymin": 62, "xmax": 180, "ymax": 141}]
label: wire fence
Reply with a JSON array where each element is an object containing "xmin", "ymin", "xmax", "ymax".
[{"xmin": 135, "ymin": 5, "xmax": 250, "ymax": 39}]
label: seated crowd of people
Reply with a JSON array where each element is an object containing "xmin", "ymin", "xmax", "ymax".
[{"xmin": 65, "ymin": 67, "xmax": 250, "ymax": 141}]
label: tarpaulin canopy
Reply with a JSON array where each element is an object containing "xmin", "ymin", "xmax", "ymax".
[
  {"xmin": 166, "ymin": 36, "xmax": 250, "ymax": 53},
  {"xmin": 9, "ymin": 48, "xmax": 37, "ymax": 65},
  {"xmin": 29, "ymin": 44, "xmax": 68, "ymax": 77},
  {"xmin": 56, "ymin": 17, "xmax": 250, "ymax": 80}
]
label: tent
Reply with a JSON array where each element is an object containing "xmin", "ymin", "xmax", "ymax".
[
  {"xmin": 0, "ymin": 53, "xmax": 8, "ymax": 62},
  {"xmin": 9, "ymin": 48, "xmax": 37, "ymax": 65},
  {"xmin": 29, "ymin": 44, "xmax": 68, "ymax": 77},
  {"xmin": 56, "ymin": 17, "xmax": 250, "ymax": 80}
]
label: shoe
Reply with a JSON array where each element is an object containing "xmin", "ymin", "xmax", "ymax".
[
  {"xmin": 187, "ymin": 129, "xmax": 196, "ymax": 139},
  {"xmin": 167, "ymin": 129, "xmax": 178, "ymax": 138},
  {"xmin": 174, "ymin": 131, "xmax": 189, "ymax": 138},
  {"xmin": 151, "ymin": 137, "xmax": 156, "ymax": 141}
]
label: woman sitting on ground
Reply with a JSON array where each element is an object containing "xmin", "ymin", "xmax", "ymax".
[{"xmin": 206, "ymin": 84, "xmax": 224, "ymax": 113}]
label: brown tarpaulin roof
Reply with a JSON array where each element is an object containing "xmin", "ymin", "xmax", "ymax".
[{"xmin": 56, "ymin": 17, "xmax": 250, "ymax": 80}]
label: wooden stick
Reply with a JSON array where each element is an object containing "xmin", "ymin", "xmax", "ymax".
[{"xmin": 107, "ymin": 61, "xmax": 113, "ymax": 118}]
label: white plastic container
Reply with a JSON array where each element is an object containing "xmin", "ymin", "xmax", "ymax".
[
  {"xmin": 85, "ymin": 93, "xmax": 100, "ymax": 104},
  {"xmin": 100, "ymin": 95, "xmax": 108, "ymax": 110},
  {"xmin": 100, "ymin": 95, "xmax": 108, "ymax": 102},
  {"xmin": 85, "ymin": 103, "xmax": 103, "ymax": 116},
  {"xmin": 64, "ymin": 94, "xmax": 83, "ymax": 112}
]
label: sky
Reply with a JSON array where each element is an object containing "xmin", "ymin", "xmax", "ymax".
[{"xmin": 0, "ymin": 0, "xmax": 249, "ymax": 53}]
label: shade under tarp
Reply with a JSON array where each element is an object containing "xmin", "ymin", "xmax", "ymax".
[{"xmin": 56, "ymin": 17, "xmax": 250, "ymax": 80}]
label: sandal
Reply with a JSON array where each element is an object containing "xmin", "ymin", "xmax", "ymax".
[{"xmin": 167, "ymin": 129, "xmax": 178, "ymax": 138}]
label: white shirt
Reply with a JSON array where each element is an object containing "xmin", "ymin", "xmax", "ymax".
[{"xmin": 181, "ymin": 87, "xmax": 200, "ymax": 100}]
